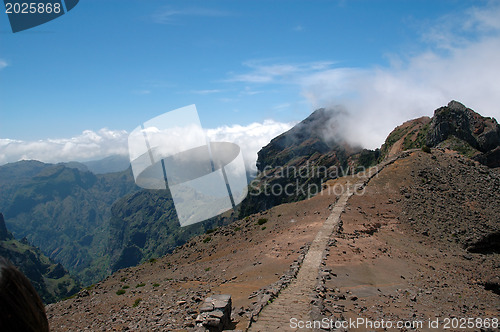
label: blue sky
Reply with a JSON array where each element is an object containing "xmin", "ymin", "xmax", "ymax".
[{"xmin": 1, "ymin": 0, "xmax": 500, "ymax": 164}]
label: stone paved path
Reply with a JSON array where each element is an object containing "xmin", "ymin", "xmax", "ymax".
[
  {"xmin": 248, "ymin": 187, "xmax": 353, "ymax": 331},
  {"xmin": 248, "ymin": 160, "xmax": 398, "ymax": 332}
]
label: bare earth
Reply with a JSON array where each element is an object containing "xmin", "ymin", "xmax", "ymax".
[{"xmin": 47, "ymin": 150, "xmax": 499, "ymax": 331}]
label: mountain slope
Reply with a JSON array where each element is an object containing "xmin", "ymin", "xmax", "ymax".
[
  {"xmin": 107, "ymin": 189, "xmax": 233, "ymax": 273},
  {"xmin": 46, "ymin": 149, "xmax": 500, "ymax": 330},
  {"xmin": 240, "ymin": 108, "xmax": 379, "ymax": 217},
  {"xmin": 83, "ymin": 155, "xmax": 131, "ymax": 174},
  {"xmin": 0, "ymin": 162, "xmax": 138, "ymax": 284},
  {"xmin": 0, "ymin": 213, "xmax": 80, "ymax": 303}
]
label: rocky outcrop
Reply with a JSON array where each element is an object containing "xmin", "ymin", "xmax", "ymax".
[
  {"xmin": 381, "ymin": 101, "xmax": 500, "ymax": 167},
  {"xmin": 0, "ymin": 213, "xmax": 12, "ymax": 241},
  {"xmin": 427, "ymin": 101, "xmax": 500, "ymax": 151},
  {"xmin": 427, "ymin": 101, "xmax": 500, "ymax": 167},
  {"xmin": 196, "ymin": 295, "xmax": 232, "ymax": 331}
]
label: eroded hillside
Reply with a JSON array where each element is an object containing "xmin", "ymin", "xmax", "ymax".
[{"xmin": 47, "ymin": 148, "xmax": 499, "ymax": 331}]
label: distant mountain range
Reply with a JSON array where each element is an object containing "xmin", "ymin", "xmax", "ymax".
[
  {"xmin": 0, "ymin": 160, "xmax": 230, "ymax": 285},
  {"xmin": 82, "ymin": 155, "xmax": 131, "ymax": 174},
  {"xmin": 0, "ymin": 162, "xmax": 138, "ymax": 284}
]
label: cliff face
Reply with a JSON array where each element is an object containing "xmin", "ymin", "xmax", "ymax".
[{"xmin": 427, "ymin": 101, "xmax": 500, "ymax": 167}]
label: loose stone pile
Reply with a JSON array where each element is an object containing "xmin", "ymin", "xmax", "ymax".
[{"xmin": 195, "ymin": 294, "xmax": 232, "ymax": 331}]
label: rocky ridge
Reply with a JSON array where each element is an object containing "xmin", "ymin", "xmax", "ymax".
[{"xmin": 381, "ymin": 100, "xmax": 500, "ymax": 167}]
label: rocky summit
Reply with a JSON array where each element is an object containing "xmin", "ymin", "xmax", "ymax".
[
  {"xmin": 381, "ymin": 100, "xmax": 500, "ymax": 167},
  {"xmin": 428, "ymin": 100, "xmax": 500, "ymax": 167}
]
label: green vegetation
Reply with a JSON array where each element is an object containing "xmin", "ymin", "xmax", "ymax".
[
  {"xmin": 379, "ymin": 124, "xmax": 414, "ymax": 160},
  {"xmin": 0, "ymin": 161, "xmax": 229, "ymax": 287},
  {"xmin": 205, "ymin": 267, "xmax": 211, "ymax": 272},
  {"xmin": 107, "ymin": 187, "xmax": 227, "ymax": 274},
  {"xmin": 116, "ymin": 289, "xmax": 126, "ymax": 295},
  {"xmin": 234, "ymin": 227, "xmax": 241, "ymax": 231},
  {"xmin": 404, "ymin": 123, "xmax": 430, "ymax": 150},
  {"xmin": 135, "ymin": 283, "xmax": 145, "ymax": 288},
  {"xmin": 257, "ymin": 218, "xmax": 268, "ymax": 225},
  {"xmin": 152, "ymin": 283, "xmax": 160, "ymax": 287},
  {"xmin": 0, "ymin": 214, "xmax": 81, "ymax": 304},
  {"xmin": 0, "ymin": 162, "xmax": 138, "ymax": 285},
  {"xmin": 205, "ymin": 228, "xmax": 215, "ymax": 234},
  {"xmin": 384, "ymin": 126, "xmax": 409, "ymax": 148},
  {"xmin": 133, "ymin": 298, "xmax": 142, "ymax": 307},
  {"xmin": 261, "ymin": 226, "xmax": 267, "ymax": 230},
  {"xmin": 355, "ymin": 149, "xmax": 380, "ymax": 169},
  {"xmin": 122, "ymin": 285, "xmax": 130, "ymax": 289},
  {"xmin": 422, "ymin": 146, "xmax": 432, "ymax": 153},
  {"xmin": 203, "ymin": 236, "xmax": 211, "ymax": 243},
  {"xmin": 440, "ymin": 136, "xmax": 478, "ymax": 158},
  {"xmin": 120, "ymin": 277, "xmax": 127, "ymax": 282}
]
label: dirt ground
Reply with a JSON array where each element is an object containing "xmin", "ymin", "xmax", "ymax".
[
  {"xmin": 319, "ymin": 150, "xmax": 499, "ymax": 331},
  {"xmin": 47, "ymin": 150, "xmax": 499, "ymax": 331},
  {"xmin": 47, "ymin": 176, "xmax": 349, "ymax": 331}
]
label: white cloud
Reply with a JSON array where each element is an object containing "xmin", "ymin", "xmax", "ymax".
[
  {"xmin": 0, "ymin": 129, "xmax": 129, "ymax": 165},
  {"xmin": 207, "ymin": 120, "xmax": 293, "ymax": 174},
  {"xmin": 226, "ymin": 60, "xmax": 335, "ymax": 84},
  {"xmin": 220, "ymin": 4, "xmax": 500, "ymax": 150},
  {"xmin": 0, "ymin": 122, "xmax": 293, "ymax": 173},
  {"xmin": 0, "ymin": 59, "xmax": 7, "ymax": 70},
  {"xmin": 191, "ymin": 89, "xmax": 223, "ymax": 95},
  {"xmin": 299, "ymin": 3, "xmax": 500, "ymax": 149},
  {"xmin": 152, "ymin": 7, "xmax": 232, "ymax": 24}
]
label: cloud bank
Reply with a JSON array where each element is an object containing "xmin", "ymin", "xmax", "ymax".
[
  {"xmin": 0, "ymin": 121, "xmax": 293, "ymax": 170},
  {"xmin": 226, "ymin": 4, "xmax": 500, "ymax": 150},
  {"xmin": 0, "ymin": 129, "xmax": 129, "ymax": 165},
  {"xmin": 207, "ymin": 120, "xmax": 293, "ymax": 174},
  {"xmin": 300, "ymin": 4, "xmax": 500, "ymax": 149}
]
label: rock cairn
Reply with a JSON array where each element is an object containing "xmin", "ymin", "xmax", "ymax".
[{"xmin": 195, "ymin": 294, "xmax": 232, "ymax": 331}]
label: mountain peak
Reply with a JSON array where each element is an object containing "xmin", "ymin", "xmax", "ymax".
[
  {"xmin": 428, "ymin": 101, "xmax": 500, "ymax": 162},
  {"xmin": 446, "ymin": 100, "xmax": 468, "ymax": 112},
  {"xmin": 381, "ymin": 101, "xmax": 500, "ymax": 167},
  {"xmin": 256, "ymin": 107, "xmax": 353, "ymax": 172}
]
